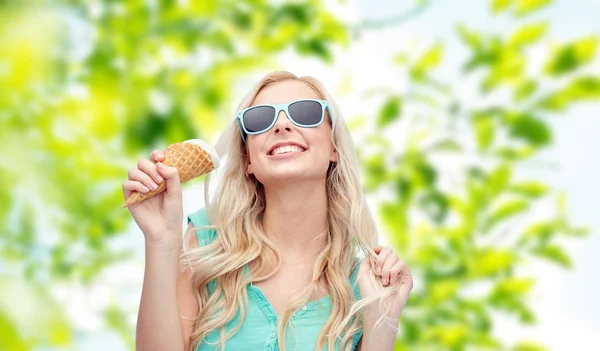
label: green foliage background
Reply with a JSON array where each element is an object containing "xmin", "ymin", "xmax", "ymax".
[{"xmin": 0, "ymin": 0, "xmax": 597, "ymax": 350}]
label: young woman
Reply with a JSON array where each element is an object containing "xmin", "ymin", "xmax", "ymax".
[{"xmin": 124, "ymin": 71, "xmax": 413, "ymax": 351}]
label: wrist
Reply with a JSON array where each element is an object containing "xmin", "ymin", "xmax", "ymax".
[
  {"xmin": 145, "ymin": 233, "xmax": 182, "ymax": 253},
  {"xmin": 363, "ymin": 304, "xmax": 401, "ymax": 324}
]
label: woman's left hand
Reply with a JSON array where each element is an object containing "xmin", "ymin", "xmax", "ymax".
[{"xmin": 356, "ymin": 246, "xmax": 413, "ymax": 320}]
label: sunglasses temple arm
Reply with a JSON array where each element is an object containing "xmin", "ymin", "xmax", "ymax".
[{"xmin": 236, "ymin": 118, "xmax": 246, "ymax": 142}]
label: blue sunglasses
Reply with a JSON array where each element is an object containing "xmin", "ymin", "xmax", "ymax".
[{"xmin": 237, "ymin": 99, "xmax": 330, "ymax": 142}]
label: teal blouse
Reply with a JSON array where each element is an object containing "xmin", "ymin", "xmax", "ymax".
[{"xmin": 187, "ymin": 208, "xmax": 363, "ymax": 351}]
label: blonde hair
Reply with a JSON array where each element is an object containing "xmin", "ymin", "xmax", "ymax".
[{"xmin": 181, "ymin": 71, "xmax": 397, "ymax": 351}]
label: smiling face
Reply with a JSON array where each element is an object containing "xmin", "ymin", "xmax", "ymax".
[{"xmin": 244, "ymin": 80, "xmax": 337, "ymax": 185}]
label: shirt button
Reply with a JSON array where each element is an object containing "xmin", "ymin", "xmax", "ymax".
[
  {"xmin": 270, "ymin": 332, "xmax": 275, "ymax": 338},
  {"xmin": 301, "ymin": 305, "xmax": 307, "ymax": 310}
]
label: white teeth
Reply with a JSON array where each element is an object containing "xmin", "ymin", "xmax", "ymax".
[{"xmin": 271, "ymin": 145, "xmax": 304, "ymax": 155}]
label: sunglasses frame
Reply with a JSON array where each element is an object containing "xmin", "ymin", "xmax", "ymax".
[{"xmin": 236, "ymin": 99, "xmax": 330, "ymax": 142}]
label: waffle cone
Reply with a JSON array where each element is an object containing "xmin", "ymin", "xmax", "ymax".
[{"xmin": 122, "ymin": 140, "xmax": 218, "ymax": 208}]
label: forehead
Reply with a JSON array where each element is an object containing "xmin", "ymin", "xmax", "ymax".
[{"xmin": 252, "ymin": 80, "xmax": 321, "ymax": 106}]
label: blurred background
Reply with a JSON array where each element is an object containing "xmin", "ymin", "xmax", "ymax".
[{"xmin": 1, "ymin": 0, "xmax": 599, "ymax": 350}]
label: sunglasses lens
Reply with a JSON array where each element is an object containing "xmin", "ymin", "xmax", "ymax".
[
  {"xmin": 243, "ymin": 106, "xmax": 276, "ymax": 133},
  {"xmin": 289, "ymin": 100, "xmax": 323, "ymax": 126}
]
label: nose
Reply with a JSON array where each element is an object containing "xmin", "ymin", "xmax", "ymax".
[{"xmin": 272, "ymin": 110, "xmax": 294, "ymax": 135}]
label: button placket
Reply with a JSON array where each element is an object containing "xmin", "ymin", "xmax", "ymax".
[{"xmin": 264, "ymin": 321, "xmax": 277, "ymax": 351}]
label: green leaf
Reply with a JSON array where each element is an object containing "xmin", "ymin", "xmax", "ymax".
[
  {"xmin": 418, "ymin": 190, "xmax": 449, "ymax": 224},
  {"xmin": 538, "ymin": 76, "xmax": 600, "ymax": 111},
  {"xmin": 0, "ymin": 312, "xmax": 27, "ymax": 351},
  {"xmin": 474, "ymin": 115, "xmax": 495, "ymax": 150},
  {"xmin": 496, "ymin": 277, "xmax": 535, "ymax": 294},
  {"xmin": 513, "ymin": 341, "xmax": 549, "ymax": 351},
  {"xmin": 483, "ymin": 48, "xmax": 526, "ymax": 91},
  {"xmin": 469, "ymin": 249, "xmax": 514, "ymax": 277},
  {"xmin": 362, "ymin": 153, "xmax": 387, "ymax": 190},
  {"xmin": 456, "ymin": 24, "xmax": 482, "ymax": 50},
  {"xmin": 295, "ymin": 37, "xmax": 332, "ymax": 62},
  {"xmin": 423, "ymin": 324, "xmax": 468, "ymax": 348},
  {"xmin": 508, "ymin": 181, "xmax": 548, "ymax": 197},
  {"xmin": 565, "ymin": 226, "xmax": 591, "ymax": 237},
  {"xmin": 430, "ymin": 279, "xmax": 460, "ymax": 303},
  {"xmin": 508, "ymin": 22, "xmax": 548, "ymax": 48},
  {"xmin": 394, "ymin": 53, "xmax": 410, "ymax": 66},
  {"xmin": 515, "ymin": 0, "xmax": 552, "ymax": 16},
  {"xmin": 428, "ymin": 138, "xmax": 463, "ymax": 152},
  {"xmin": 508, "ymin": 115, "xmax": 552, "ymax": 147},
  {"xmin": 519, "ymin": 221, "xmax": 557, "ymax": 246},
  {"xmin": 486, "ymin": 164, "xmax": 512, "ymax": 195},
  {"xmin": 380, "ymin": 202, "xmax": 409, "ymax": 250},
  {"xmin": 531, "ymin": 244, "xmax": 572, "ymax": 268},
  {"xmin": 377, "ymin": 96, "xmax": 403, "ymax": 127},
  {"xmin": 483, "ymin": 199, "xmax": 529, "ymax": 231},
  {"xmin": 545, "ymin": 36, "xmax": 598, "ymax": 76},
  {"xmin": 515, "ymin": 79, "xmax": 538, "ymax": 101},
  {"xmin": 472, "ymin": 333, "xmax": 502, "ymax": 348},
  {"xmin": 492, "ymin": 0, "xmax": 513, "ymax": 13},
  {"xmin": 411, "ymin": 42, "xmax": 444, "ymax": 80},
  {"xmin": 495, "ymin": 145, "xmax": 536, "ymax": 160}
]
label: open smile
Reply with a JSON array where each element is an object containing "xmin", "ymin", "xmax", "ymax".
[{"xmin": 267, "ymin": 147, "xmax": 306, "ymax": 159}]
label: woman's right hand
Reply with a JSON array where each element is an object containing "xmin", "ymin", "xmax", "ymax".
[{"xmin": 122, "ymin": 150, "xmax": 183, "ymax": 246}]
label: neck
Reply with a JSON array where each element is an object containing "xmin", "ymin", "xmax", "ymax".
[{"xmin": 262, "ymin": 179, "xmax": 329, "ymax": 263}]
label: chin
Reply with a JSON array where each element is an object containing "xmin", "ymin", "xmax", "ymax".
[{"xmin": 260, "ymin": 170, "xmax": 328, "ymax": 186}]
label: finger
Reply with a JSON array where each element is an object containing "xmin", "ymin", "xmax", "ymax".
[
  {"xmin": 150, "ymin": 149, "xmax": 164, "ymax": 163},
  {"xmin": 395, "ymin": 266, "xmax": 413, "ymax": 305},
  {"xmin": 357, "ymin": 255, "xmax": 372, "ymax": 280},
  {"xmin": 128, "ymin": 167, "xmax": 160, "ymax": 191},
  {"xmin": 389, "ymin": 260, "xmax": 406, "ymax": 286},
  {"xmin": 375, "ymin": 247, "xmax": 392, "ymax": 276},
  {"xmin": 122, "ymin": 180, "xmax": 150, "ymax": 199},
  {"xmin": 381, "ymin": 254, "xmax": 399, "ymax": 286},
  {"xmin": 138, "ymin": 158, "xmax": 164, "ymax": 184},
  {"xmin": 400, "ymin": 266, "xmax": 414, "ymax": 290},
  {"xmin": 156, "ymin": 162, "xmax": 182, "ymax": 199}
]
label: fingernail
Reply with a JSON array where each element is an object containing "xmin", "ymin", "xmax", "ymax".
[
  {"xmin": 156, "ymin": 176, "xmax": 164, "ymax": 183},
  {"xmin": 142, "ymin": 186, "xmax": 150, "ymax": 192},
  {"xmin": 377, "ymin": 266, "xmax": 382, "ymax": 274},
  {"xmin": 150, "ymin": 182, "xmax": 158, "ymax": 190}
]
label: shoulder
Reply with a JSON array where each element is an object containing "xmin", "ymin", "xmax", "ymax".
[{"xmin": 186, "ymin": 207, "xmax": 217, "ymax": 247}]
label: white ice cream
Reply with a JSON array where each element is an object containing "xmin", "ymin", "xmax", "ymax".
[{"xmin": 184, "ymin": 139, "xmax": 220, "ymax": 168}]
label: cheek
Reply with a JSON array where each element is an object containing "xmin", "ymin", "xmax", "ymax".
[
  {"xmin": 246, "ymin": 136, "xmax": 264, "ymax": 160},
  {"xmin": 310, "ymin": 129, "xmax": 333, "ymax": 151}
]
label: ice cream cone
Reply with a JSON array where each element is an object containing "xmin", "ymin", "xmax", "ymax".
[{"xmin": 122, "ymin": 139, "xmax": 220, "ymax": 208}]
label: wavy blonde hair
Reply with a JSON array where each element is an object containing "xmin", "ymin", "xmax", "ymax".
[{"xmin": 181, "ymin": 71, "xmax": 396, "ymax": 351}]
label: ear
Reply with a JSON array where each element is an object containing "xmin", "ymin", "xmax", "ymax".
[
  {"xmin": 330, "ymin": 147, "xmax": 337, "ymax": 163},
  {"xmin": 244, "ymin": 142, "xmax": 254, "ymax": 175}
]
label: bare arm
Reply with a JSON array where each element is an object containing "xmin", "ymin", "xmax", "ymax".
[
  {"xmin": 178, "ymin": 224, "xmax": 201, "ymax": 351},
  {"xmin": 359, "ymin": 307, "xmax": 398, "ymax": 350},
  {"xmin": 136, "ymin": 223, "xmax": 200, "ymax": 351}
]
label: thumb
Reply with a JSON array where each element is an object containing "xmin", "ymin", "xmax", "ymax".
[
  {"xmin": 356, "ymin": 255, "xmax": 375, "ymax": 293},
  {"xmin": 156, "ymin": 162, "xmax": 182, "ymax": 199},
  {"xmin": 358, "ymin": 255, "xmax": 372, "ymax": 278}
]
